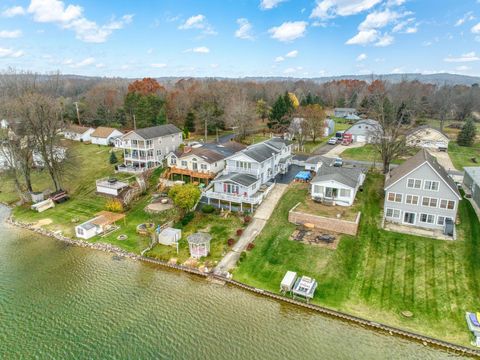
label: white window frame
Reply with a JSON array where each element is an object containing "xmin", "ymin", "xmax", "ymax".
[
  {"xmin": 407, "ymin": 178, "xmax": 422, "ymax": 189},
  {"xmin": 419, "ymin": 213, "xmax": 435, "ymax": 224},
  {"xmin": 339, "ymin": 188, "xmax": 351, "ymax": 197},
  {"xmin": 439, "ymin": 199, "xmax": 455, "ymax": 210},
  {"xmin": 424, "ymin": 180, "xmax": 440, "ymax": 191},
  {"xmin": 387, "ymin": 192, "xmax": 402, "ymax": 203},
  {"xmin": 200, "ymin": 164, "xmax": 208, "ymax": 170},
  {"xmin": 385, "ymin": 208, "xmax": 401, "ymax": 219},
  {"xmin": 181, "ymin": 160, "xmax": 188, "ymax": 167},
  {"xmin": 422, "ymin": 196, "xmax": 438, "ymax": 208},
  {"xmin": 405, "ymin": 194, "xmax": 419, "ymax": 205},
  {"xmin": 402, "ymin": 212, "xmax": 416, "ymax": 225}
]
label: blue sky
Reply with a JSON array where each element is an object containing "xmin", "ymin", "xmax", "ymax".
[{"xmin": 1, "ymin": 0, "xmax": 480, "ymax": 78}]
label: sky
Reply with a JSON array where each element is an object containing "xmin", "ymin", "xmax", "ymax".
[{"xmin": 1, "ymin": 0, "xmax": 480, "ymax": 78}]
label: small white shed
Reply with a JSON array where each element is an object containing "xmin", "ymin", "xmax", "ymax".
[
  {"xmin": 31, "ymin": 198, "xmax": 55, "ymax": 213},
  {"xmin": 96, "ymin": 178, "xmax": 129, "ymax": 196},
  {"xmin": 157, "ymin": 227, "xmax": 182, "ymax": 246},
  {"xmin": 75, "ymin": 219, "xmax": 102, "ymax": 239},
  {"xmin": 280, "ymin": 271, "xmax": 297, "ymax": 293}
]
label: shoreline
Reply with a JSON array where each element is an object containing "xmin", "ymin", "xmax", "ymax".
[{"xmin": 3, "ymin": 212, "xmax": 480, "ymax": 358}]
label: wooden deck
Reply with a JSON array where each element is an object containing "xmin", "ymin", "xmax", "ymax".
[{"xmin": 168, "ymin": 167, "xmax": 216, "ymax": 183}]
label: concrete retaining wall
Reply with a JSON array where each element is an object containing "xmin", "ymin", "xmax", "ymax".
[{"xmin": 288, "ymin": 203, "xmax": 361, "ymax": 236}]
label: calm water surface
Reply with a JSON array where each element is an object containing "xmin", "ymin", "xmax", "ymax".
[{"xmin": 0, "ymin": 206, "xmax": 466, "ymax": 359}]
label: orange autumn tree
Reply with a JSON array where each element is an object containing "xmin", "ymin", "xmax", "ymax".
[
  {"xmin": 125, "ymin": 78, "xmax": 167, "ymax": 128},
  {"xmin": 127, "ymin": 77, "xmax": 165, "ymax": 96}
]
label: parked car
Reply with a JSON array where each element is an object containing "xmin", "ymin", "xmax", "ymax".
[
  {"xmin": 327, "ymin": 137, "xmax": 337, "ymax": 145},
  {"xmin": 333, "ymin": 158, "xmax": 343, "ymax": 167}
]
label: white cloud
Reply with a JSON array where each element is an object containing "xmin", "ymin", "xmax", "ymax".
[
  {"xmin": 210, "ymin": 63, "xmax": 219, "ymax": 68},
  {"xmin": 404, "ymin": 26, "xmax": 417, "ymax": 33},
  {"xmin": 1, "ymin": 6, "xmax": 25, "ymax": 17},
  {"xmin": 472, "ymin": 22, "xmax": 480, "ymax": 34},
  {"xmin": 27, "ymin": 0, "xmax": 133, "ymax": 43},
  {"xmin": 455, "ymin": 12, "xmax": 475, "ymax": 27},
  {"xmin": 375, "ymin": 33, "xmax": 394, "ymax": 46},
  {"xmin": 285, "ymin": 50, "xmax": 298, "ymax": 58},
  {"xmin": 283, "ymin": 66, "xmax": 303, "ymax": 74},
  {"xmin": 357, "ymin": 53, "xmax": 367, "ymax": 61},
  {"xmin": 235, "ymin": 18, "xmax": 254, "ymax": 40},
  {"xmin": 0, "ymin": 30, "xmax": 22, "ymax": 38},
  {"xmin": 359, "ymin": 9, "xmax": 401, "ymax": 30},
  {"xmin": 391, "ymin": 67, "xmax": 403, "ymax": 73},
  {"xmin": 151, "ymin": 63, "xmax": 167, "ymax": 68},
  {"xmin": 268, "ymin": 21, "xmax": 307, "ymax": 42},
  {"xmin": 346, "ymin": 29, "xmax": 378, "ymax": 45},
  {"xmin": 275, "ymin": 56, "xmax": 285, "ymax": 62},
  {"xmin": 179, "ymin": 14, "xmax": 216, "ymax": 35},
  {"xmin": 0, "ymin": 47, "xmax": 24, "ymax": 58},
  {"xmin": 185, "ymin": 46, "xmax": 210, "ymax": 54},
  {"xmin": 456, "ymin": 65, "xmax": 470, "ymax": 71},
  {"xmin": 444, "ymin": 52, "xmax": 480, "ymax": 62},
  {"xmin": 260, "ymin": 0, "xmax": 287, "ymax": 10},
  {"xmin": 311, "ymin": 0, "xmax": 382, "ymax": 19},
  {"xmin": 96, "ymin": 63, "xmax": 105, "ymax": 68},
  {"xmin": 70, "ymin": 57, "xmax": 95, "ymax": 67}
]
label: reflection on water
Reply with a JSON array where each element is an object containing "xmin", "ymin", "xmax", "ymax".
[{"xmin": 0, "ymin": 206, "xmax": 465, "ymax": 359}]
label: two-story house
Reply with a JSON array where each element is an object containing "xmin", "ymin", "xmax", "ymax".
[
  {"xmin": 115, "ymin": 124, "xmax": 182, "ymax": 172},
  {"xmin": 204, "ymin": 137, "xmax": 292, "ymax": 211},
  {"xmin": 165, "ymin": 141, "xmax": 246, "ymax": 184},
  {"xmin": 383, "ymin": 149, "xmax": 461, "ymax": 236}
]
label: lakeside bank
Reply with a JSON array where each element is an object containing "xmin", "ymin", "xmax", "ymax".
[{"xmin": 3, "ymin": 206, "xmax": 479, "ymax": 358}]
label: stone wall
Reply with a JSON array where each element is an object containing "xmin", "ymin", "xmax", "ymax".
[{"xmin": 288, "ymin": 203, "xmax": 361, "ymax": 236}]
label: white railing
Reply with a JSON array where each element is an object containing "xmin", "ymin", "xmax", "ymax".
[
  {"xmin": 124, "ymin": 154, "xmax": 156, "ymax": 161},
  {"xmin": 225, "ymin": 166, "xmax": 260, "ymax": 177},
  {"xmin": 116, "ymin": 165, "xmax": 147, "ymax": 173},
  {"xmin": 204, "ymin": 190, "xmax": 263, "ymax": 204}
]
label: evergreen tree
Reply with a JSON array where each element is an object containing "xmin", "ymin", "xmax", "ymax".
[
  {"xmin": 457, "ymin": 118, "xmax": 477, "ymax": 147},
  {"xmin": 184, "ymin": 111, "xmax": 196, "ymax": 132},
  {"xmin": 109, "ymin": 151, "xmax": 118, "ymax": 164}
]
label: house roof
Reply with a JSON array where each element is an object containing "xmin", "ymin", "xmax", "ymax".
[
  {"xmin": 406, "ymin": 125, "xmax": 449, "ymax": 139},
  {"xmin": 265, "ymin": 137, "xmax": 292, "ymax": 150},
  {"xmin": 243, "ymin": 143, "xmax": 279, "ymax": 162},
  {"xmin": 464, "ymin": 167, "xmax": 480, "ymax": 184},
  {"xmin": 176, "ymin": 141, "xmax": 246, "ymax": 163},
  {"xmin": 91, "ymin": 127, "xmax": 121, "ymax": 138},
  {"xmin": 214, "ymin": 172, "xmax": 258, "ymax": 187},
  {"xmin": 385, "ymin": 149, "xmax": 461, "ymax": 198},
  {"xmin": 66, "ymin": 124, "xmax": 92, "ymax": 134},
  {"xmin": 312, "ymin": 165, "xmax": 364, "ymax": 188},
  {"xmin": 133, "ymin": 124, "xmax": 181, "ymax": 139}
]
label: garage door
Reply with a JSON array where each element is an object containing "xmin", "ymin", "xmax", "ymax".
[{"xmin": 356, "ymin": 135, "xmax": 366, "ymax": 142}]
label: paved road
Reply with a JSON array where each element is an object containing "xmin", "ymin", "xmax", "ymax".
[
  {"xmin": 312, "ymin": 143, "xmax": 337, "ymax": 155},
  {"xmin": 214, "ymin": 183, "xmax": 288, "ymax": 276}
]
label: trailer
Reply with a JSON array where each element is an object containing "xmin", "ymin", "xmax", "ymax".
[{"xmin": 342, "ymin": 133, "xmax": 353, "ymax": 145}]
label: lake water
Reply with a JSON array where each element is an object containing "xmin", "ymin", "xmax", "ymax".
[{"xmin": 0, "ymin": 206, "xmax": 465, "ymax": 359}]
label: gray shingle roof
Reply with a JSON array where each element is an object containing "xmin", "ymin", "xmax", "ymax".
[
  {"xmin": 311, "ymin": 165, "xmax": 364, "ymax": 188},
  {"xmin": 134, "ymin": 124, "xmax": 181, "ymax": 139},
  {"xmin": 214, "ymin": 173, "xmax": 258, "ymax": 187},
  {"xmin": 385, "ymin": 149, "xmax": 461, "ymax": 198},
  {"xmin": 177, "ymin": 141, "xmax": 246, "ymax": 163},
  {"xmin": 243, "ymin": 143, "xmax": 279, "ymax": 162},
  {"xmin": 265, "ymin": 137, "xmax": 292, "ymax": 150}
]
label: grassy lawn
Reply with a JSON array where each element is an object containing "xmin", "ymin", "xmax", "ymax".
[
  {"xmin": 234, "ymin": 172, "xmax": 480, "ymax": 346},
  {"xmin": 242, "ymin": 133, "xmax": 271, "ymax": 145},
  {"xmin": 332, "ymin": 117, "xmax": 353, "ymax": 132},
  {"xmin": 342, "ymin": 144, "xmax": 417, "ymax": 164},
  {"xmin": 145, "ymin": 212, "xmax": 245, "ymax": 265},
  {"xmin": 448, "ymin": 142, "xmax": 480, "ymax": 170}
]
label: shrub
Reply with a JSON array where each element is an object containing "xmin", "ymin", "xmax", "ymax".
[
  {"xmin": 181, "ymin": 212, "xmax": 194, "ymax": 226},
  {"xmin": 247, "ymin": 243, "xmax": 255, "ymax": 251},
  {"xmin": 244, "ymin": 215, "xmax": 252, "ymax": 224},
  {"xmin": 201, "ymin": 204, "xmax": 215, "ymax": 214},
  {"xmin": 105, "ymin": 198, "xmax": 123, "ymax": 213},
  {"xmin": 169, "ymin": 184, "xmax": 201, "ymax": 213},
  {"xmin": 236, "ymin": 229, "xmax": 243, "ymax": 236},
  {"xmin": 227, "ymin": 238, "xmax": 235, "ymax": 246},
  {"xmin": 238, "ymin": 251, "xmax": 247, "ymax": 263},
  {"xmin": 109, "ymin": 151, "xmax": 118, "ymax": 164}
]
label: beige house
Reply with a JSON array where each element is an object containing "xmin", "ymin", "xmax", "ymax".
[{"xmin": 406, "ymin": 126, "xmax": 449, "ymax": 151}]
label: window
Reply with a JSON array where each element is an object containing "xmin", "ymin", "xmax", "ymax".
[
  {"xmin": 437, "ymin": 216, "xmax": 452, "ymax": 226},
  {"xmin": 407, "ymin": 178, "xmax": 422, "ymax": 189},
  {"xmin": 236, "ymin": 161, "xmax": 251, "ymax": 170},
  {"xmin": 314, "ymin": 185, "xmax": 324, "ymax": 194},
  {"xmin": 170, "ymin": 157, "xmax": 176, "ymax": 165},
  {"xmin": 385, "ymin": 208, "xmax": 400, "ymax": 219},
  {"xmin": 424, "ymin": 180, "xmax": 439, "ymax": 191},
  {"xmin": 156, "ymin": 149, "xmax": 162, "ymax": 156},
  {"xmin": 339, "ymin": 189, "xmax": 351, "ymax": 197},
  {"xmin": 158, "ymin": 139, "xmax": 162, "ymax": 144},
  {"xmin": 77, "ymin": 228, "xmax": 84, "ymax": 235},
  {"xmin": 439, "ymin": 199, "xmax": 455, "ymax": 210},
  {"xmin": 405, "ymin": 194, "xmax": 419, "ymax": 205},
  {"xmin": 201, "ymin": 164, "xmax": 207, "ymax": 170},
  {"xmin": 181, "ymin": 160, "xmax": 187, "ymax": 167},
  {"xmin": 387, "ymin": 192, "xmax": 402, "ymax": 202},
  {"xmin": 419, "ymin": 213, "xmax": 435, "ymax": 224},
  {"xmin": 224, "ymin": 183, "xmax": 239, "ymax": 194},
  {"xmin": 422, "ymin": 197, "xmax": 438, "ymax": 207}
]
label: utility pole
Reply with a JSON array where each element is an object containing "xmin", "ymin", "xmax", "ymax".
[
  {"xmin": 133, "ymin": 114, "xmax": 137, "ymax": 130},
  {"xmin": 74, "ymin": 101, "xmax": 81, "ymax": 125},
  {"xmin": 204, "ymin": 117, "xmax": 207, "ymax": 142},
  {"xmin": 216, "ymin": 127, "xmax": 219, "ymax": 143}
]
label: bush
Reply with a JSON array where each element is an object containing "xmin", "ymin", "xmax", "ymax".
[
  {"xmin": 246, "ymin": 243, "xmax": 255, "ymax": 251},
  {"xmin": 201, "ymin": 204, "xmax": 215, "ymax": 214},
  {"xmin": 236, "ymin": 229, "xmax": 243, "ymax": 236},
  {"xmin": 109, "ymin": 151, "xmax": 118, "ymax": 164},
  {"xmin": 227, "ymin": 238, "xmax": 235, "ymax": 246},
  {"xmin": 244, "ymin": 215, "xmax": 252, "ymax": 224},
  {"xmin": 181, "ymin": 212, "xmax": 194, "ymax": 226},
  {"xmin": 105, "ymin": 198, "xmax": 123, "ymax": 213},
  {"xmin": 238, "ymin": 251, "xmax": 247, "ymax": 263}
]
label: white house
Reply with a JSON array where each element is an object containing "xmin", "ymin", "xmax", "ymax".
[
  {"xmin": 115, "ymin": 124, "xmax": 182, "ymax": 173},
  {"xmin": 75, "ymin": 218, "xmax": 103, "ymax": 239},
  {"xmin": 64, "ymin": 124, "xmax": 95, "ymax": 142},
  {"xmin": 310, "ymin": 165, "xmax": 366, "ymax": 206},
  {"xmin": 344, "ymin": 119, "xmax": 381, "ymax": 143},
  {"xmin": 91, "ymin": 127, "xmax": 123, "ymax": 146},
  {"xmin": 334, "ymin": 108, "xmax": 357, "ymax": 118},
  {"xmin": 205, "ymin": 137, "xmax": 292, "ymax": 211},
  {"xmin": 406, "ymin": 126, "xmax": 449, "ymax": 151}
]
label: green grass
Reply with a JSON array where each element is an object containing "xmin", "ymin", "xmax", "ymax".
[
  {"xmin": 145, "ymin": 212, "xmax": 244, "ymax": 265},
  {"xmin": 341, "ymin": 144, "xmax": 417, "ymax": 164},
  {"xmin": 332, "ymin": 117, "xmax": 353, "ymax": 132},
  {"xmin": 448, "ymin": 142, "xmax": 480, "ymax": 170},
  {"xmin": 234, "ymin": 172, "xmax": 480, "ymax": 346}
]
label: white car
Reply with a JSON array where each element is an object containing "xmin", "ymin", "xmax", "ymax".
[{"xmin": 327, "ymin": 137, "xmax": 337, "ymax": 145}]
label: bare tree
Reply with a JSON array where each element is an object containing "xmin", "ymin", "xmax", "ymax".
[{"xmin": 296, "ymin": 104, "xmax": 326, "ymax": 143}]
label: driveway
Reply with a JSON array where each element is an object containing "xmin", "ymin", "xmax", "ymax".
[
  {"xmin": 312, "ymin": 143, "xmax": 337, "ymax": 155},
  {"xmin": 275, "ymin": 164, "xmax": 303, "ymax": 184},
  {"xmin": 431, "ymin": 150, "xmax": 457, "ymax": 171},
  {"xmin": 214, "ymin": 183, "xmax": 288, "ymax": 275},
  {"xmin": 322, "ymin": 141, "xmax": 366, "ymax": 158}
]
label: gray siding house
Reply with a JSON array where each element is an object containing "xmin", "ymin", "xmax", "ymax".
[
  {"xmin": 463, "ymin": 167, "xmax": 480, "ymax": 210},
  {"xmin": 115, "ymin": 124, "xmax": 182, "ymax": 172},
  {"xmin": 344, "ymin": 119, "xmax": 381, "ymax": 143},
  {"xmin": 383, "ymin": 149, "xmax": 461, "ymax": 233}
]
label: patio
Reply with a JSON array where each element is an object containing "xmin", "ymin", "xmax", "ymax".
[{"xmin": 383, "ymin": 221, "xmax": 456, "ymax": 241}]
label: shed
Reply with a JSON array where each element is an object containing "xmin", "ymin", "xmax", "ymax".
[
  {"xmin": 75, "ymin": 220, "xmax": 101, "ymax": 239},
  {"xmin": 280, "ymin": 271, "xmax": 297, "ymax": 293},
  {"xmin": 292, "ymin": 276, "xmax": 317, "ymax": 302},
  {"xmin": 96, "ymin": 178, "xmax": 129, "ymax": 196},
  {"xmin": 157, "ymin": 227, "xmax": 182, "ymax": 246},
  {"xmin": 187, "ymin": 232, "xmax": 212, "ymax": 259}
]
